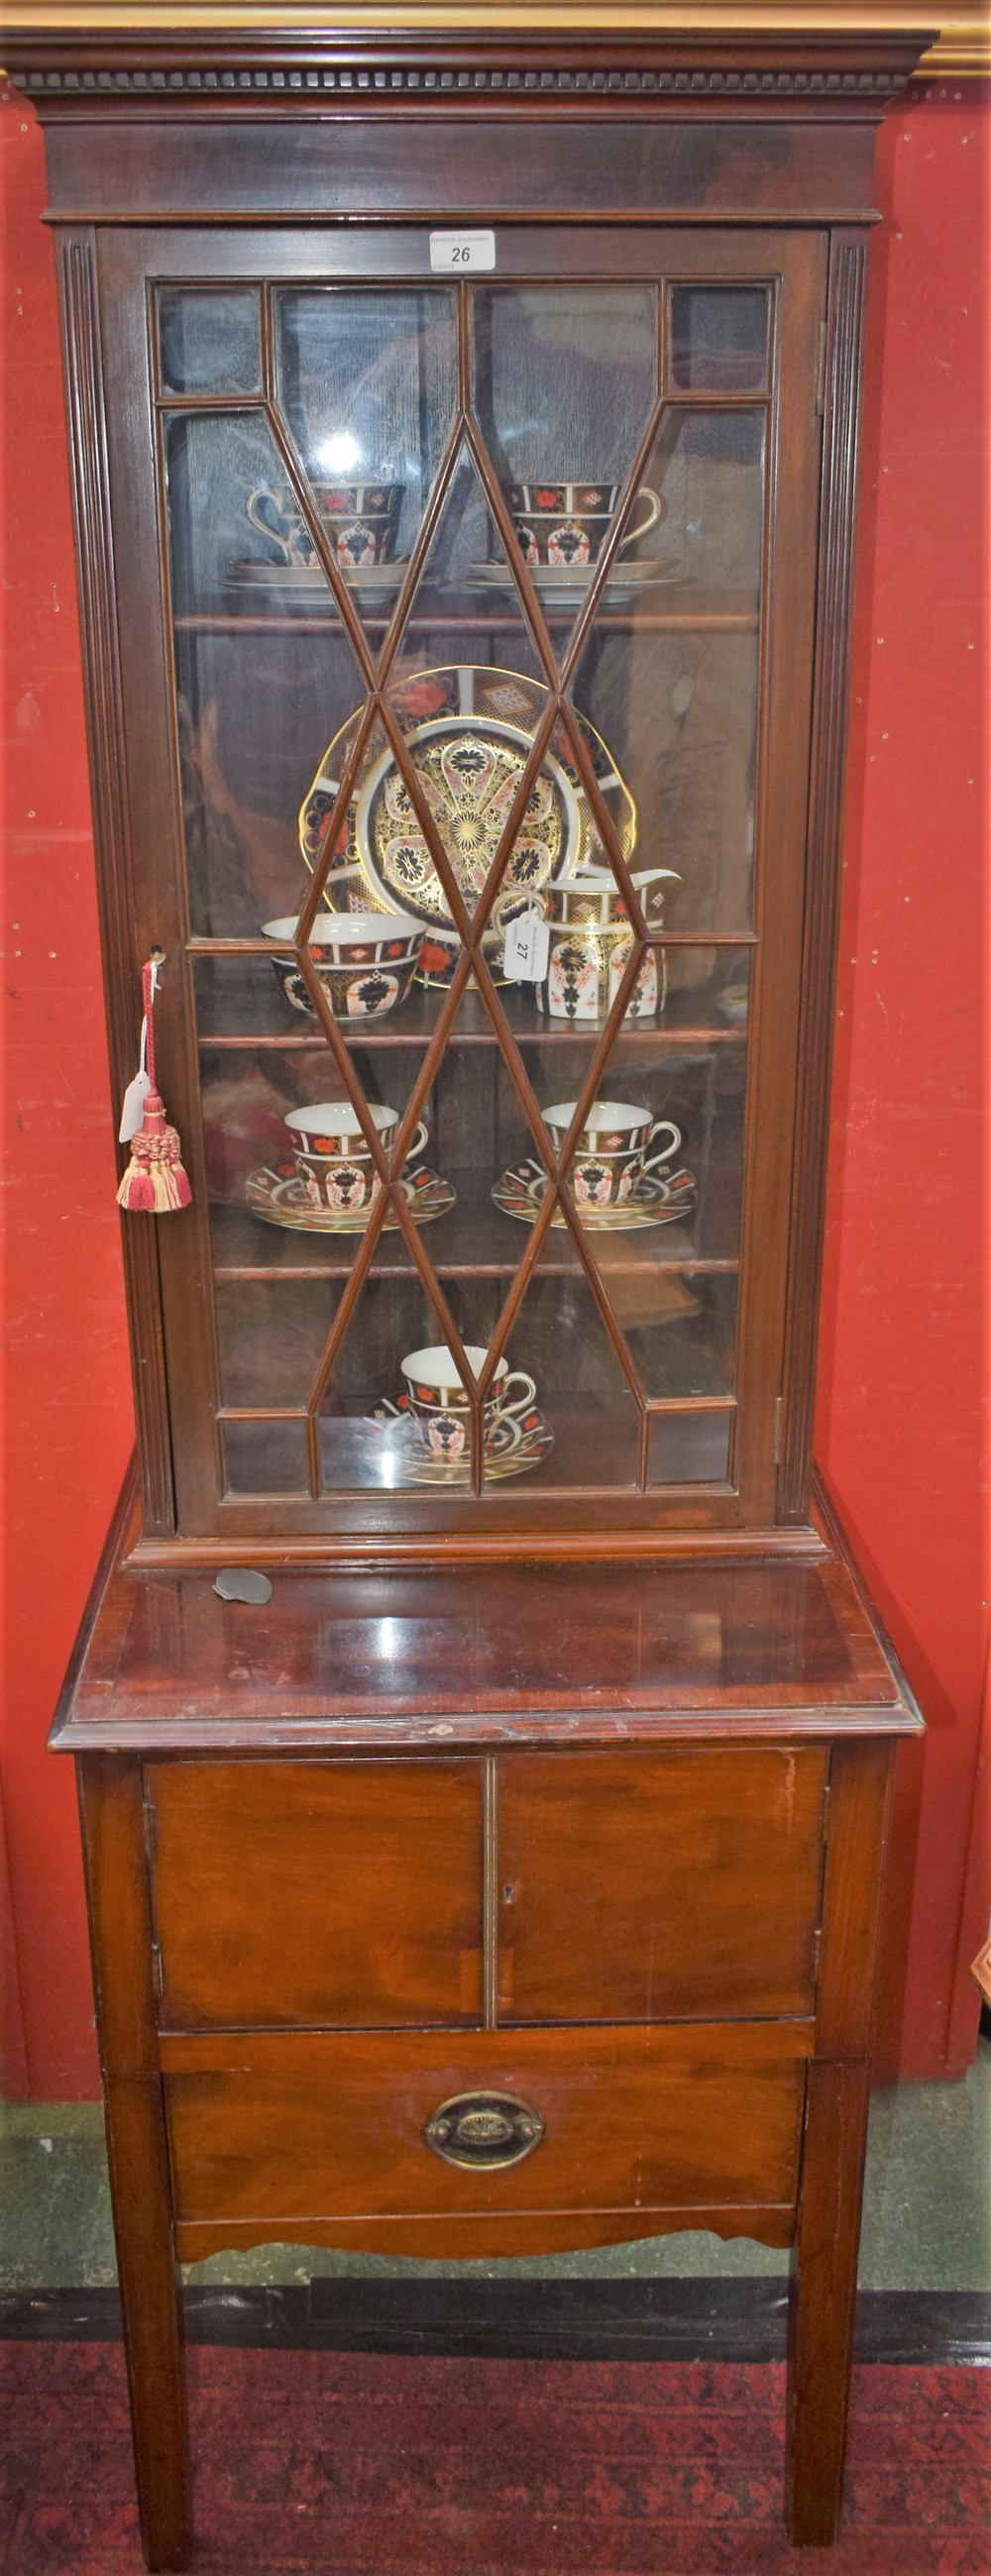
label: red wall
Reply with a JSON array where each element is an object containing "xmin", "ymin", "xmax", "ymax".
[
  {"xmin": 1, "ymin": 92, "xmax": 133, "ymax": 2097},
  {"xmin": 1, "ymin": 77, "xmax": 987, "ymax": 2098},
  {"xmin": 816, "ymin": 82, "xmax": 990, "ymax": 2080}
]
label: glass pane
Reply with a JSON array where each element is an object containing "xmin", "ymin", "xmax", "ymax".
[
  {"xmin": 568, "ymin": 410, "xmax": 764, "ymax": 938},
  {"xmin": 161, "ymin": 271, "xmax": 778, "ymax": 1523},
  {"xmin": 200, "ymin": 1001, "xmax": 448, "ymax": 1272},
  {"xmin": 670, "ymin": 287, "xmax": 770, "ymax": 392},
  {"xmin": 553, "ymin": 1027, "xmax": 745, "ymax": 1261},
  {"xmin": 381, "ymin": 447, "xmax": 549, "ymax": 959},
  {"xmin": 387, "ymin": 438, "xmax": 544, "ymax": 687},
  {"xmin": 275, "ymin": 287, "xmax": 458, "ymax": 580},
  {"xmin": 473, "ymin": 283, "xmax": 659, "ymax": 651},
  {"xmin": 497, "ymin": 1264, "xmax": 640, "ymax": 1489},
  {"xmin": 158, "ymin": 288, "xmax": 261, "ymax": 394},
  {"xmin": 165, "ymin": 411, "xmax": 369, "ymax": 936},
  {"xmin": 612, "ymin": 406, "xmax": 765, "ymax": 599},
  {"xmin": 475, "ymin": 284, "xmax": 657, "ymax": 483},
  {"xmin": 571, "ymin": 635, "xmax": 759, "ymax": 935},
  {"xmin": 627, "ymin": 1272, "xmax": 737, "ymax": 1401},
  {"xmin": 319, "ymin": 1278, "xmax": 498, "ymax": 1492},
  {"xmin": 647, "ymin": 1408, "xmax": 733, "ymax": 1485},
  {"xmin": 223, "ymin": 1419, "xmax": 309, "ymax": 1495},
  {"xmin": 215, "ymin": 1279, "xmax": 337, "ymax": 1409}
]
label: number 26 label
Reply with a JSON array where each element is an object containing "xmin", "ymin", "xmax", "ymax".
[{"xmin": 429, "ymin": 230, "xmax": 496, "ymax": 272}]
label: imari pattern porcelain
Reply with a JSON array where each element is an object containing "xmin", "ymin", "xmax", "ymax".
[
  {"xmin": 365, "ymin": 1397, "xmax": 554, "ymax": 1485},
  {"xmin": 245, "ymin": 1163, "xmax": 456, "ymax": 1234},
  {"xmin": 506, "ymin": 479, "xmax": 663, "ymax": 566},
  {"xmin": 282, "ymin": 1101, "xmax": 430, "ymax": 1209},
  {"xmin": 246, "ymin": 479, "xmax": 404, "ymax": 569},
  {"xmin": 471, "ymin": 557, "xmax": 682, "ymax": 611},
  {"xmin": 228, "ymin": 560, "xmax": 406, "ymax": 604},
  {"xmin": 262, "ymin": 913, "xmax": 424, "ymax": 1020},
  {"xmin": 297, "ymin": 667, "xmax": 636, "ymax": 956},
  {"xmin": 539, "ymin": 926, "xmax": 663, "ymax": 1023},
  {"xmin": 492, "ymin": 1158, "xmax": 697, "ymax": 1233}
]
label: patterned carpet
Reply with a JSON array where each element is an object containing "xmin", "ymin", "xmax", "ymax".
[{"xmin": 2, "ymin": 2344, "xmax": 989, "ymax": 2574}]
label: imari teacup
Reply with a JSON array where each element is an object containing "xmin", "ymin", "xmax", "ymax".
[
  {"xmin": 399, "ymin": 1344, "xmax": 538, "ymax": 1465},
  {"xmin": 247, "ymin": 480, "xmax": 404, "ymax": 570},
  {"xmin": 506, "ymin": 479, "xmax": 663, "ymax": 568},
  {"xmin": 542, "ymin": 1099, "xmax": 682, "ymax": 1211},
  {"xmin": 284, "ymin": 1101, "xmax": 428, "ymax": 1214}
]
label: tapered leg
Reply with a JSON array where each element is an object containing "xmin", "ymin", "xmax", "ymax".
[
  {"xmin": 78, "ymin": 1757, "xmax": 191, "ymax": 2571},
  {"xmin": 104, "ymin": 2076, "xmax": 191, "ymax": 2571},
  {"xmin": 786, "ymin": 2057, "xmax": 871, "ymax": 2546}
]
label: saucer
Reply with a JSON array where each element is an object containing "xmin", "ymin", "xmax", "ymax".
[
  {"xmin": 365, "ymin": 1396, "xmax": 553, "ymax": 1485},
  {"xmin": 492, "ymin": 1158, "xmax": 697, "ymax": 1232},
  {"xmin": 471, "ymin": 559, "xmax": 684, "ymax": 613},
  {"xmin": 245, "ymin": 1162, "xmax": 455, "ymax": 1234},
  {"xmin": 228, "ymin": 561, "xmax": 406, "ymax": 606}
]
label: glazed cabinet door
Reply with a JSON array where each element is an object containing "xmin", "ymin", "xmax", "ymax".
[{"xmin": 89, "ymin": 222, "xmax": 826, "ymax": 1543}]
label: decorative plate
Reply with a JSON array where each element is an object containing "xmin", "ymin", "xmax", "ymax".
[
  {"xmin": 492, "ymin": 1157, "xmax": 698, "ymax": 1232},
  {"xmin": 245, "ymin": 1162, "xmax": 455, "ymax": 1235},
  {"xmin": 298, "ymin": 665, "xmax": 636, "ymax": 948},
  {"xmin": 364, "ymin": 1396, "xmax": 554, "ymax": 1486}
]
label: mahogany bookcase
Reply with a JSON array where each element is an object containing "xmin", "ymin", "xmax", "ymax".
[{"xmin": 6, "ymin": 19, "xmax": 930, "ymax": 2566}]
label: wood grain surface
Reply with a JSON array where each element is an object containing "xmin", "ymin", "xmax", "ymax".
[
  {"xmin": 496, "ymin": 1746, "xmax": 827, "ymax": 2020},
  {"xmin": 162, "ymin": 2021, "xmax": 811, "ymax": 2228},
  {"xmin": 148, "ymin": 1757, "xmax": 485, "ymax": 2029}
]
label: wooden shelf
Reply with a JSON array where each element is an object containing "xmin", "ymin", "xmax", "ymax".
[
  {"xmin": 176, "ymin": 607, "xmax": 760, "ymax": 635},
  {"xmin": 209, "ymin": 1164, "xmax": 742, "ymax": 1282},
  {"xmin": 195, "ymin": 976, "xmax": 750, "ymax": 1052},
  {"xmin": 174, "ymin": 584, "xmax": 759, "ymax": 639}
]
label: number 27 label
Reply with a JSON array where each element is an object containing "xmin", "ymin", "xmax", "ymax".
[{"xmin": 429, "ymin": 230, "xmax": 496, "ymax": 272}]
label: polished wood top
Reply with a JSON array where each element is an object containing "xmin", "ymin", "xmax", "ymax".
[{"xmin": 51, "ymin": 1468, "xmax": 922, "ymax": 1751}]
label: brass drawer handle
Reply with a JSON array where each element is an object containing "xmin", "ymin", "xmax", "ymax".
[{"xmin": 425, "ymin": 2090, "xmax": 544, "ymax": 2170}]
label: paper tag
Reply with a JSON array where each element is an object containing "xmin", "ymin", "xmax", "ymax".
[
  {"xmin": 502, "ymin": 909, "xmax": 550, "ymax": 984},
  {"xmin": 118, "ymin": 1071, "xmax": 151, "ymax": 1142},
  {"xmin": 119, "ymin": 970, "xmax": 155, "ymax": 1139},
  {"xmin": 430, "ymin": 229, "xmax": 496, "ymax": 273}
]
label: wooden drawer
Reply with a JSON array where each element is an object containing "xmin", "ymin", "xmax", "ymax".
[
  {"xmin": 144, "ymin": 1759, "xmax": 483, "ymax": 2029},
  {"xmin": 497, "ymin": 1748, "xmax": 827, "ymax": 2020},
  {"xmin": 162, "ymin": 2024, "xmax": 810, "ymax": 2260}
]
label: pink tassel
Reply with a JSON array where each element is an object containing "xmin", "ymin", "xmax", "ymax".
[{"xmin": 118, "ymin": 961, "xmax": 192, "ymax": 1216}]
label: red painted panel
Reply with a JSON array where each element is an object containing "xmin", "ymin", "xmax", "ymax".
[
  {"xmin": 1, "ymin": 95, "xmax": 132, "ymax": 2097},
  {"xmin": 0, "ymin": 80, "xmax": 986, "ymax": 2095},
  {"xmin": 817, "ymin": 81, "xmax": 990, "ymax": 2079}
]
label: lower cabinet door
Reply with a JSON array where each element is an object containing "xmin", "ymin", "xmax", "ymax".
[
  {"xmin": 162, "ymin": 2023, "xmax": 811, "ymax": 2257},
  {"xmin": 497, "ymin": 1748, "xmax": 827, "ymax": 2020},
  {"xmin": 144, "ymin": 1757, "xmax": 485, "ymax": 2028}
]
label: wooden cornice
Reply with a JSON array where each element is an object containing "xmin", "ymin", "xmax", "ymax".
[
  {"xmin": 1, "ymin": 17, "xmax": 946, "ymax": 119},
  {"xmin": 2, "ymin": 12, "xmax": 979, "ymax": 100},
  {"xmin": 0, "ymin": 4, "xmax": 983, "ymax": 66}
]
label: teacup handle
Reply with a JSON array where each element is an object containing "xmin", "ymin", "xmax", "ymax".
[
  {"xmin": 497, "ymin": 1368, "xmax": 537, "ymax": 1421},
  {"xmin": 395, "ymin": 1117, "xmax": 429, "ymax": 1168},
  {"xmin": 641, "ymin": 1119, "xmax": 681, "ymax": 1174},
  {"xmin": 619, "ymin": 485, "xmax": 664, "ymax": 554},
  {"xmin": 247, "ymin": 486, "xmax": 292, "ymax": 564}
]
